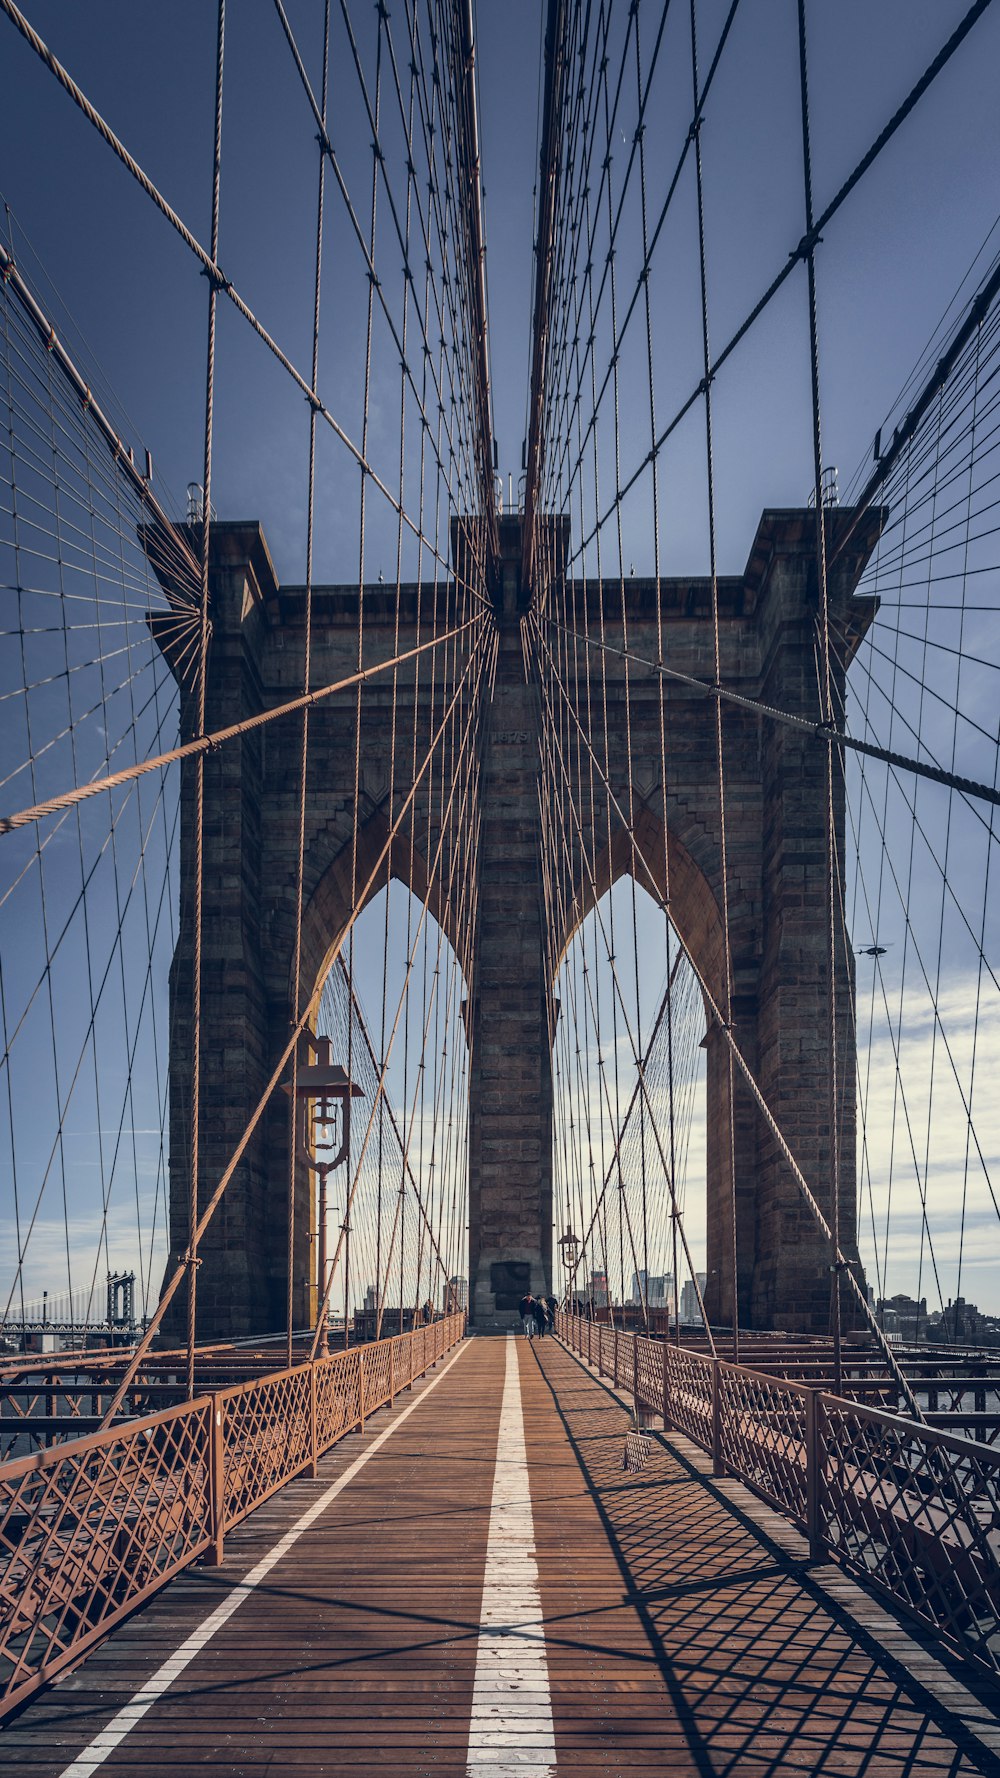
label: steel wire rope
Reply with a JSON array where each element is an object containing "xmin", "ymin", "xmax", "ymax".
[
  {"xmin": 529, "ymin": 607, "xmax": 923, "ymax": 1409},
  {"xmin": 99, "ymin": 615, "xmax": 490, "ymax": 1420},
  {"xmin": 689, "ymin": 0, "xmax": 740, "ymax": 1352},
  {"xmin": 0, "ymin": 773, "xmax": 180, "ymax": 1327},
  {"xmin": 797, "ymin": 0, "xmax": 848, "ymax": 1378},
  {"xmin": 270, "ymin": 0, "xmax": 488, "ymax": 582},
  {"xmin": 282, "ymin": 0, "xmax": 331, "ymax": 1365},
  {"xmin": 181, "ymin": 0, "xmax": 226, "ymax": 1397},
  {"xmin": 634, "ymin": 0, "xmax": 685, "ymax": 1347},
  {"xmin": 910, "ymin": 331, "xmax": 986, "ymax": 1332},
  {"xmin": 102, "ymin": 360, "xmax": 172, "ymax": 1327},
  {"xmin": 531, "ymin": 619, "xmax": 714, "ymax": 1340},
  {"xmin": 546, "ymin": 0, "xmax": 742, "ymax": 515},
  {"xmin": 831, "ymin": 669, "xmax": 1000, "ymax": 1265},
  {"xmin": 534, "ymin": 614, "xmax": 1000, "ymax": 813},
  {"xmin": 852, "ymin": 445, "xmax": 910, "ymax": 1314},
  {"xmin": 310, "ymin": 623, "xmax": 493, "ymax": 1355},
  {"xmin": 562, "ymin": 0, "xmax": 997, "ymax": 573},
  {"xmin": 0, "ymin": 1, "xmax": 491, "ymax": 606},
  {"xmin": 837, "ymin": 715, "xmax": 957, "ymax": 1334}
]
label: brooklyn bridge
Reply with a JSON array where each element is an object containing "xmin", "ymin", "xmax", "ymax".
[{"xmin": 2, "ymin": 0, "xmax": 1000, "ymax": 1770}]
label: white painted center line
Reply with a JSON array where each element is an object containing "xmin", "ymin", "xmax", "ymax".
[
  {"xmin": 466, "ymin": 1332, "xmax": 556, "ymax": 1776},
  {"xmin": 57, "ymin": 1337, "xmax": 472, "ymax": 1778}
]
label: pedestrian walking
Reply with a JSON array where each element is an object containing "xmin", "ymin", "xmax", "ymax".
[
  {"xmin": 533, "ymin": 1296, "xmax": 549, "ymax": 1338},
  {"xmin": 519, "ymin": 1293, "xmax": 536, "ymax": 1337}
]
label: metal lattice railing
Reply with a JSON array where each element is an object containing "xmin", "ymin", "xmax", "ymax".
[
  {"xmin": 0, "ymin": 1313, "xmax": 465, "ymax": 1718},
  {"xmin": 664, "ymin": 1343, "xmax": 714, "ymax": 1452},
  {"xmin": 717, "ymin": 1364, "xmax": 811, "ymax": 1526},
  {"xmin": 821, "ymin": 1397, "xmax": 1000, "ymax": 1674},
  {"xmin": 556, "ymin": 1311, "xmax": 1000, "ymax": 1681}
]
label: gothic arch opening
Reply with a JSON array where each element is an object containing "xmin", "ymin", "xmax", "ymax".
[
  {"xmin": 550, "ymin": 798, "xmax": 730, "ymax": 1014},
  {"xmin": 551, "ymin": 868, "xmax": 709, "ymax": 1322},
  {"xmin": 298, "ymin": 805, "xmax": 469, "ymax": 1022},
  {"xmin": 302, "ymin": 873, "xmax": 471, "ymax": 1340}
]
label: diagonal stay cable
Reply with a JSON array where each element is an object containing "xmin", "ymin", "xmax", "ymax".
[
  {"xmin": 97, "ymin": 617, "xmax": 491, "ymax": 1422},
  {"xmin": 530, "ymin": 608, "xmax": 923, "ymax": 1416},
  {"xmin": 0, "ymin": 0, "xmax": 488, "ymax": 600},
  {"xmin": 541, "ymin": 613, "xmax": 1000, "ymax": 810},
  {"xmin": 0, "ymin": 616, "xmax": 481, "ymax": 833},
  {"xmin": 566, "ymin": 0, "xmax": 997, "ymax": 570}
]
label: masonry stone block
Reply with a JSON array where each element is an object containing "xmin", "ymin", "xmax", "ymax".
[{"xmin": 150, "ymin": 506, "xmax": 881, "ymax": 1341}]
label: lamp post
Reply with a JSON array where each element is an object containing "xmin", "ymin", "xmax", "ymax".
[
  {"xmin": 558, "ymin": 1225, "xmax": 580, "ymax": 1325},
  {"xmin": 286, "ymin": 1035, "xmax": 362, "ymax": 1356}
]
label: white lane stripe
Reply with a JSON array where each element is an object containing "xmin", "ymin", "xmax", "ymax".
[
  {"xmin": 58, "ymin": 1338, "xmax": 472, "ymax": 1778},
  {"xmin": 466, "ymin": 1332, "xmax": 556, "ymax": 1776}
]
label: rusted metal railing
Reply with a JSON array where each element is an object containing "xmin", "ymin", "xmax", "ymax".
[
  {"xmin": 0, "ymin": 1312, "xmax": 464, "ymax": 1718},
  {"xmin": 557, "ymin": 1309, "xmax": 1000, "ymax": 1681}
]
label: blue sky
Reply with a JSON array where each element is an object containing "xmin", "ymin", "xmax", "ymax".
[{"xmin": 1, "ymin": 0, "xmax": 999, "ymax": 1319}]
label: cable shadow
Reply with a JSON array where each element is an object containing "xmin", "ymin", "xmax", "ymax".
[{"xmin": 528, "ymin": 1341, "xmax": 1000, "ymax": 1777}]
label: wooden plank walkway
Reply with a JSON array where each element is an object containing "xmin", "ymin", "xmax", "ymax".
[{"xmin": 3, "ymin": 1333, "xmax": 999, "ymax": 1776}]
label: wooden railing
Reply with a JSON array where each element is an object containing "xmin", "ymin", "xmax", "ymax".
[
  {"xmin": 0, "ymin": 1312, "xmax": 465, "ymax": 1718},
  {"xmin": 558, "ymin": 1310, "xmax": 1000, "ymax": 1681}
]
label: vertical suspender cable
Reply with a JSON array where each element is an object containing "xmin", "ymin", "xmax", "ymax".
[
  {"xmin": 797, "ymin": 0, "xmax": 842, "ymax": 1393},
  {"xmin": 187, "ymin": 0, "xmax": 226, "ymax": 1399},
  {"xmin": 287, "ymin": 0, "xmax": 331, "ymax": 1367}
]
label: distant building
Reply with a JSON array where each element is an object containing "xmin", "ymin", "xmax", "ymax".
[
  {"xmin": 448, "ymin": 1275, "xmax": 469, "ymax": 1311},
  {"xmin": 680, "ymin": 1274, "xmax": 707, "ymax": 1324},
  {"xmin": 939, "ymin": 1297, "xmax": 1000, "ymax": 1346},
  {"xmin": 590, "ymin": 1270, "xmax": 608, "ymax": 1308},
  {"xmin": 876, "ymin": 1293, "xmax": 928, "ymax": 1343},
  {"xmin": 631, "ymin": 1271, "xmax": 673, "ymax": 1308}
]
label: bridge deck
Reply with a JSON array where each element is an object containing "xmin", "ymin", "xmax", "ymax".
[{"xmin": 4, "ymin": 1335, "xmax": 999, "ymax": 1776}]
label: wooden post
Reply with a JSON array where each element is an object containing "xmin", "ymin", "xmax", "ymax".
[
  {"xmin": 408, "ymin": 1330, "xmax": 414, "ymax": 1391},
  {"xmin": 613, "ymin": 1325, "xmax": 620, "ymax": 1387},
  {"xmin": 662, "ymin": 1342, "xmax": 672, "ymax": 1432},
  {"xmin": 389, "ymin": 1339, "xmax": 395, "ymax": 1407},
  {"xmin": 632, "ymin": 1336, "xmax": 639, "ymax": 1414},
  {"xmin": 358, "ymin": 1348, "xmax": 366, "ymax": 1434},
  {"xmin": 712, "ymin": 1362, "xmax": 724, "ymax": 1478},
  {"xmin": 805, "ymin": 1390, "xmax": 823, "ymax": 1563},
  {"xmin": 207, "ymin": 1396, "xmax": 225, "ymax": 1566}
]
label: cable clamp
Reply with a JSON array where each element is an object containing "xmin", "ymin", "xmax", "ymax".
[
  {"xmin": 315, "ymin": 127, "xmax": 333, "ymax": 157},
  {"xmin": 183, "ymin": 1251, "xmax": 203, "ymax": 1270},
  {"xmin": 790, "ymin": 229, "xmax": 823, "ymax": 262},
  {"xmin": 201, "ymin": 264, "xmax": 230, "ymax": 294},
  {"xmin": 305, "ymin": 391, "xmax": 323, "ymax": 414}
]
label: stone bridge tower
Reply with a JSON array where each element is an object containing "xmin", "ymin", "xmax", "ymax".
[{"xmin": 151, "ymin": 505, "xmax": 881, "ymax": 1338}]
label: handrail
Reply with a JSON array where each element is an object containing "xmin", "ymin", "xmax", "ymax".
[
  {"xmin": 557, "ymin": 1310, "xmax": 1000, "ymax": 1681},
  {"xmin": 0, "ymin": 1313, "xmax": 465, "ymax": 1718}
]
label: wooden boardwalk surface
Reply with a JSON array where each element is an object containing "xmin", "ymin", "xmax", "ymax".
[{"xmin": 3, "ymin": 1333, "xmax": 999, "ymax": 1776}]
